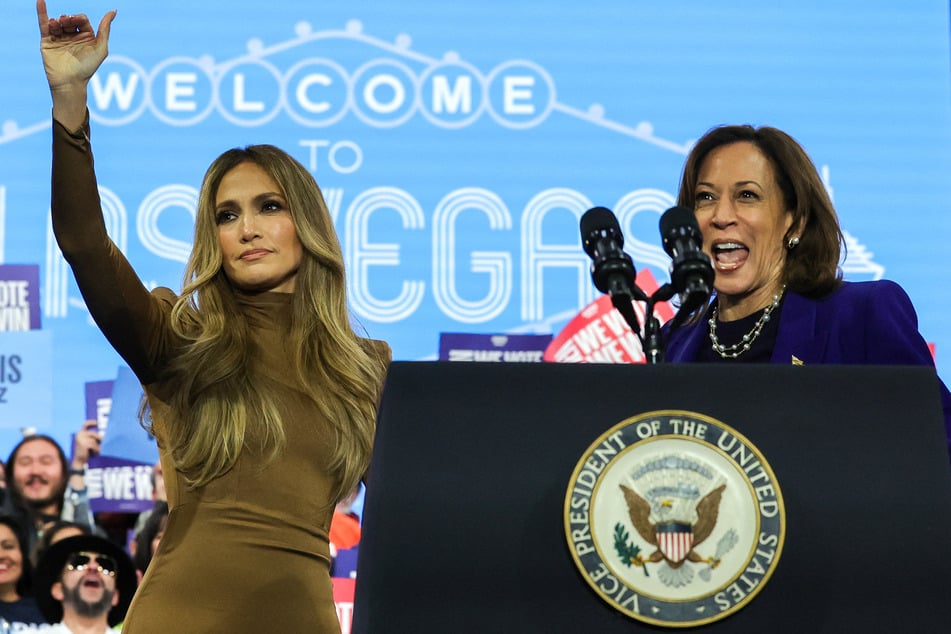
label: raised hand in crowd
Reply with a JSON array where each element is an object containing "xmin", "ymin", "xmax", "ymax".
[{"xmin": 68, "ymin": 420, "xmax": 101, "ymax": 488}]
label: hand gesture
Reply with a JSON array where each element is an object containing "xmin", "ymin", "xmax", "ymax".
[
  {"xmin": 71, "ymin": 419, "xmax": 103, "ymax": 469},
  {"xmin": 37, "ymin": 0, "xmax": 116, "ymax": 128}
]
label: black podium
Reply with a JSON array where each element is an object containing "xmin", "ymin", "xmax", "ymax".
[{"xmin": 353, "ymin": 362, "xmax": 951, "ymax": 633}]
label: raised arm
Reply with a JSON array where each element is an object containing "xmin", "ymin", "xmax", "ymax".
[{"xmin": 39, "ymin": 2, "xmax": 177, "ymax": 382}]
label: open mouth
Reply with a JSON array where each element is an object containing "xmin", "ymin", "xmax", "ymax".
[
  {"xmin": 712, "ymin": 242, "xmax": 749, "ymax": 271},
  {"xmin": 82, "ymin": 577, "xmax": 104, "ymax": 589}
]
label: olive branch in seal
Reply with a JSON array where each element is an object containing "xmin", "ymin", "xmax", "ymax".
[{"xmin": 613, "ymin": 523, "xmax": 648, "ymax": 577}]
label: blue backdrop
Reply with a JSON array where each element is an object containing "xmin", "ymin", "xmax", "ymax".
[{"xmin": 1, "ymin": 1, "xmax": 949, "ymax": 452}]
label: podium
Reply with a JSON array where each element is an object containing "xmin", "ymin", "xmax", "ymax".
[{"xmin": 353, "ymin": 362, "xmax": 951, "ymax": 632}]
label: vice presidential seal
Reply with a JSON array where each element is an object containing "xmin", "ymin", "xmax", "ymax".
[{"xmin": 564, "ymin": 410, "xmax": 785, "ymax": 627}]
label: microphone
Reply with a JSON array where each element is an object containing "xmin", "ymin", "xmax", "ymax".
[
  {"xmin": 580, "ymin": 206, "xmax": 638, "ymax": 299},
  {"xmin": 659, "ymin": 206, "xmax": 714, "ymax": 316}
]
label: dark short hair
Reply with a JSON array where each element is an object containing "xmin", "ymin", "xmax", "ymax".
[
  {"xmin": 31, "ymin": 520, "xmax": 93, "ymax": 569},
  {"xmin": 677, "ymin": 125, "xmax": 844, "ymax": 297}
]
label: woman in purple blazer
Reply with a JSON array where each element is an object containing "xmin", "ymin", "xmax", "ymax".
[{"xmin": 663, "ymin": 125, "xmax": 951, "ymax": 452}]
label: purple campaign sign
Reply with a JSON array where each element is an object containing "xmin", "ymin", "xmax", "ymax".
[
  {"xmin": 0, "ymin": 264, "xmax": 40, "ymax": 331},
  {"xmin": 86, "ymin": 369, "xmax": 157, "ymax": 512},
  {"xmin": 87, "ymin": 454, "xmax": 155, "ymax": 513},
  {"xmin": 85, "ymin": 380, "xmax": 114, "ymax": 434},
  {"xmin": 438, "ymin": 332, "xmax": 552, "ymax": 362}
]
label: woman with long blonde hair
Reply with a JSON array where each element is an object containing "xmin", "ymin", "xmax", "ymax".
[{"xmin": 38, "ymin": 3, "xmax": 390, "ymax": 631}]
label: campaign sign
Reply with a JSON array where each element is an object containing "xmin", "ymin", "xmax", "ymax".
[
  {"xmin": 0, "ymin": 265, "xmax": 40, "ymax": 331},
  {"xmin": 101, "ymin": 366, "xmax": 158, "ymax": 465},
  {"xmin": 545, "ymin": 270, "xmax": 675, "ymax": 363},
  {"xmin": 85, "ymin": 379, "xmax": 114, "ymax": 435},
  {"xmin": 333, "ymin": 547, "xmax": 360, "ymax": 580},
  {"xmin": 0, "ymin": 330, "xmax": 52, "ymax": 438},
  {"xmin": 333, "ymin": 577, "xmax": 356, "ymax": 634},
  {"xmin": 438, "ymin": 332, "xmax": 552, "ymax": 362},
  {"xmin": 86, "ymin": 454, "xmax": 155, "ymax": 513},
  {"xmin": 87, "ymin": 367, "xmax": 158, "ymax": 511}
]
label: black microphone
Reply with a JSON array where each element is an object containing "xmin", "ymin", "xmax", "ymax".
[
  {"xmin": 580, "ymin": 206, "xmax": 638, "ymax": 299},
  {"xmin": 659, "ymin": 206, "xmax": 714, "ymax": 316}
]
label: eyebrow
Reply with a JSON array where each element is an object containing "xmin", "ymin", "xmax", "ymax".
[
  {"xmin": 696, "ymin": 180, "xmax": 762, "ymax": 189},
  {"xmin": 215, "ymin": 191, "xmax": 285, "ymax": 211}
]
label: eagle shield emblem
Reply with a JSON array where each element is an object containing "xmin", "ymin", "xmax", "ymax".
[
  {"xmin": 618, "ymin": 454, "xmax": 727, "ymax": 584},
  {"xmin": 564, "ymin": 410, "xmax": 785, "ymax": 626}
]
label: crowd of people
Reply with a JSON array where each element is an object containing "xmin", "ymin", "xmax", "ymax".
[
  {"xmin": 0, "ymin": 422, "xmax": 368, "ymax": 633},
  {"xmin": 0, "ymin": 423, "xmax": 157, "ymax": 632}
]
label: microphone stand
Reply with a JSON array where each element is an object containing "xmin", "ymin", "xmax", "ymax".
[
  {"xmin": 596, "ymin": 261, "xmax": 679, "ymax": 365},
  {"xmin": 606, "ymin": 279, "xmax": 674, "ymax": 366},
  {"xmin": 643, "ymin": 284, "xmax": 675, "ymax": 365},
  {"xmin": 606, "ymin": 277, "xmax": 648, "ymax": 346}
]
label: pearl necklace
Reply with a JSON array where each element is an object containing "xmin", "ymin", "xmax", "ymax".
[{"xmin": 708, "ymin": 286, "xmax": 786, "ymax": 359}]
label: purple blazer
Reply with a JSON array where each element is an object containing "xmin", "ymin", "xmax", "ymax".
[{"xmin": 664, "ymin": 280, "xmax": 951, "ymax": 452}]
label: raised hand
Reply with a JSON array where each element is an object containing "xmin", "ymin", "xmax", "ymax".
[
  {"xmin": 71, "ymin": 419, "xmax": 103, "ymax": 469},
  {"xmin": 37, "ymin": 0, "xmax": 117, "ymax": 129}
]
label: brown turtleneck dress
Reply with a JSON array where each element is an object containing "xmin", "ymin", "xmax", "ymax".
[{"xmin": 51, "ymin": 117, "xmax": 389, "ymax": 632}]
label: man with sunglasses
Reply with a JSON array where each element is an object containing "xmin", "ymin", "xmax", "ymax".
[{"xmin": 33, "ymin": 534, "xmax": 136, "ymax": 632}]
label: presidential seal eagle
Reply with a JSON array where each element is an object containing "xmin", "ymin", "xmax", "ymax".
[{"xmin": 620, "ymin": 481, "xmax": 726, "ymax": 573}]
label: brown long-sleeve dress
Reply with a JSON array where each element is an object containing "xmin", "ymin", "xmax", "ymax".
[{"xmin": 51, "ymin": 117, "xmax": 389, "ymax": 632}]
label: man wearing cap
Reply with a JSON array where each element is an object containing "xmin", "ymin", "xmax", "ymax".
[{"xmin": 34, "ymin": 534, "xmax": 136, "ymax": 633}]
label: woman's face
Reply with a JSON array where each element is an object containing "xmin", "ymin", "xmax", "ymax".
[
  {"xmin": 215, "ymin": 161, "xmax": 304, "ymax": 294},
  {"xmin": 693, "ymin": 142, "xmax": 793, "ymax": 320},
  {"xmin": 0, "ymin": 524, "xmax": 23, "ymax": 593}
]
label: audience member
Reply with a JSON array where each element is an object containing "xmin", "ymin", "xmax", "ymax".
[
  {"xmin": 130, "ymin": 502, "xmax": 167, "ymax": 578},
  {"xmin": 34, "ymin": 535, "xmax": 135, "ymax": 633},
  {"xmin": 0, "ymin": 515, "xmax": 49, "ymax": 630},
  {"xmin": 31, "ymin": 521, "xmax": 92, "ymax": 570},
  {"xmin": 131, "ymin": 462, "xmax": 166, "ymax": 538},
  {"xmin": 3, "ymin": 424, "xmax": 98, "ymax": 553},
  {"xmin": 148, "ymin": 462, "xmax": 165, "ymax": 506}
]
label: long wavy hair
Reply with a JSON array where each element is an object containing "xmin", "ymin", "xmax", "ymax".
[
  {"xmin": 153, "ymin": 145, "xmax": 387, "ymax": 503},
  {"xmin": 677, "ymin": 125, "xmax": 844, "ymax": 298}
]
